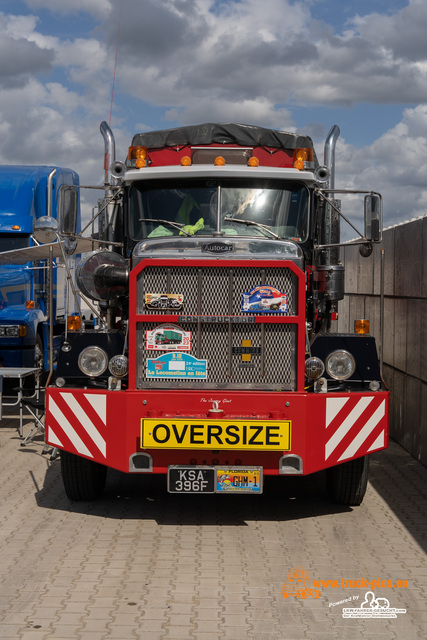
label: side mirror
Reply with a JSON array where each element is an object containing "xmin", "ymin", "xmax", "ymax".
[
  {"xmin": 59, "ymin": 185, "xmax": 78, "ymax": 235},
  {"xmin": 364, "ymin": 194, "xmax": 381, "ymax": 242},
  {"xmin": 33, "ymin": 216, "xmax": 58, "ymax": 244}
]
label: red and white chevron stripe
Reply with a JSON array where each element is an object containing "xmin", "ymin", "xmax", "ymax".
[
  {"xmin": 47, "ymin": 392, "xmax": 107, "ymax": 459},
  {"xmin": 325, "ymin": 396, "xmax": 386, "ymax": 463}
]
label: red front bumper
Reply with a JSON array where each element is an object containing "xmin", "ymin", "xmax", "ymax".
[{"xmin": 46, "ymin": 387, "xmax": 389, "ymax": 476}]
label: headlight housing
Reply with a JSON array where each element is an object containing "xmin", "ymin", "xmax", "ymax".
[
  {"xmin": 0, "ymin": 324, "xmax": 26, "ymax": 337},
  {"xmin": 325, "ymin": 350, "xmax": 356, "ymax": 381},
  {"xmin": 109, "ymin": 354, "xmax": 129, "ymax": 378},
  {"xmin": 305, "ymin": 356, "xmax": 325, "ymax": 381},
  {"xmin": 78, "ymin": 346, "xmax": 108, "ymax": 377}
]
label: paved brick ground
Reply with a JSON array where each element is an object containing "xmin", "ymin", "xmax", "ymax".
[{"xmin": 0, "ymin": 407, "xmax": 426, "ymax": 639}]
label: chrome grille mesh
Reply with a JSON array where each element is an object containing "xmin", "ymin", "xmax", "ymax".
[{"xmin": 136, "ymin": 265, "xmax": 298, "ymax": 390}]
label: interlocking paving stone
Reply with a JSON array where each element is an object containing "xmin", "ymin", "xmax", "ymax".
[{"xmin": 0, "ymin": 408, "xmax": 426, "ymax": 640}]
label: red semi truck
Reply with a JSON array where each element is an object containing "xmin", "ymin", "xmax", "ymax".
[{"xmin": 41, "ymin": 121, "xmax": 388, "ymax": 503}]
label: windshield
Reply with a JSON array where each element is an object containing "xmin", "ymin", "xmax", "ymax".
[
  {"xmin": 129, "ymin": 179, "xmax": 309, "ymax": 241},
  {"xmin": 0, "ymin": 233, "xmax": 30, "ymax": 252}
]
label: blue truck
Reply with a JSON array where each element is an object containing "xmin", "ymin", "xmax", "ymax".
[{"xmin": 0, "ymin": 165, "xmax": 80, "ymax": 376}]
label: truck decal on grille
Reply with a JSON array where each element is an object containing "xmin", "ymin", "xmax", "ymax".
[
  {"xmin": 48, "ymin": 392, "xmax": 107, "ymax": 458},
  {"xmin": 325, "ymin": 397, "xmax": 386, "ymax": 463}
]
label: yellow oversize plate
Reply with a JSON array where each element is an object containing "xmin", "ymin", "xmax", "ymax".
[{"xmin": 141, "ymin": 418, "xmax": 291, "ymax": 450}]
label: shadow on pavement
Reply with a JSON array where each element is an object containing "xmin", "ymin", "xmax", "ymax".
[
  {"xmin": 10, "ymin": 408, "xmax": 426, "ymax": 533},
  {"xmin": 368, "ymin": 439, "xmax": 427, "ymax": 554},
  {"xmin": 30, "ymin": 453, "xmax": 352, "ymax": 525}
]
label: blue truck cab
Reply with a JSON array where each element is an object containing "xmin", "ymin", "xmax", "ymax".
[{"xmin": 0, "ymin": 165, "xmax": 80, "ymax": 372}]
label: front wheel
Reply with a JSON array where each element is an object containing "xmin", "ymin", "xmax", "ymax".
[
  {"xmin": 326, "ymin": 456, "xmax": 369, "ymax": 506},
  {"xmin": 60, "ymin": 451, "xmax": 107, "ymax": 500}
]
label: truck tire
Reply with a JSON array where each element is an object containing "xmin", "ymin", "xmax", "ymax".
[
  {"xmin": 326, "ymin": 456, "xmax": 369, "ymax": 506},
  {"xmin": 60, "ymin": 451, "xmax": 107, "ymax": 500}
]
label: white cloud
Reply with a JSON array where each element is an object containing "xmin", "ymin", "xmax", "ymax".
[
  {"xmin": 335, "ymin": 105, "xmax": 427, "ymax": 231},
  {"xmin": 96, "ymin": 0, "xmax": 427, "ymax": 126},
  {"xmin": 165, "ymin": 98, "xmax": 295, "ymax": 131},
  {"xmin": 23, "ymin": 0, "xmax": 113, "ymax": 19},
  {"xmin": 0, "ymin": 0, "xmax": 427, "ymax": 233},
  {"xmin": 0, "ymin": 13, "xmax": 54, "ymax": 87}
]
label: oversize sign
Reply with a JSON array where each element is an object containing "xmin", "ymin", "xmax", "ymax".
[{"xmin": 141, "ymin": 419, "xmax": 291, "ymax": 450}]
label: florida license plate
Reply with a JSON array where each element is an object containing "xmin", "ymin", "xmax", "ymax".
[{"xmin": 167, "ymin": 466, "xmax": 263, "ymax": 494}]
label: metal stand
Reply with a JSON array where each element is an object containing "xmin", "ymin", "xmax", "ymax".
[
  {"xmin": 0, "ymin": 368, "xmax": 40, "ymax": 436},
  {"xmin": 19, "ymin": 393, "xmax": 58, "ymax": 459}
]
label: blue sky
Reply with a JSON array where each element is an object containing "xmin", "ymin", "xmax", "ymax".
[{"xmin": 1, "ymin": 0, "xmax": 427, "ymax": 230}]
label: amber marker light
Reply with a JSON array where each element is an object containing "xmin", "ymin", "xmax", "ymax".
[
  {"xmin": 26, "ymin": 301, "xmax": 35, "ymax": 309},
  {"xmin": 67, "ymin": 315, "xmax": 82, "ymax": 331},
  {"xmin": 248, "ymin": 157, "xmax": 259, "ymax": 167},
  {"xmin": 181, "ymin": 156, "xmax": 192, "ymax": 166},
  {"xmin": 214, "ymin": 156, "xmax": 226, "ymax": 166},
  {"xmin": 355, "ymin": 319, "xmax": 370, "ymax": 334},
  {"xmin": 128, "ymin": 145, "xmax": 148, "ymax": 168},
  {"xmin": 293, "ymin": 147, "xmax": 313, "ymax": 170},
  {"xmin": 12, "ymin": 225, "xmax": 21, "ymax": 230}
]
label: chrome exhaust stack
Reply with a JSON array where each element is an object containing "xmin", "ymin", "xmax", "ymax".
[
  {"xmin": 100, "ymin": 121, "xmax": 116, "ymax": 187},
  {"xmin": 324, "ymin": 125, "xmax": 340, "ymax": 190}
]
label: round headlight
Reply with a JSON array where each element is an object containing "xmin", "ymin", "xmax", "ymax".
[
  {"xmin": 78, "ymin": 346, "xmax": 108, "ymax": 377},
  {"xmin": 325, "ymin": 350, "xmax": 355, "ymax": 381},
  {"xmin": 109, "ymin": 354, "xmax": 129, "ymax": 378},
  {"xmin": 305, "ymin": 356, "xmax": 325, "ymax": 381}
]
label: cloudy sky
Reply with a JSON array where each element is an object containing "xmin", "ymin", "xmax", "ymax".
[{"xmin": 1, "ymin": 0, "xmax": 427, "ymax": 232}]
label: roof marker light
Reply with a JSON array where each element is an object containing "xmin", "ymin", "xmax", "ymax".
[
  {"xmin": 293, "ymin": 147, "xmax": 313, "ymax": 171},
  {"xmin": 128, "ymin": 145, "xmax": 148, "ymax": 169}
]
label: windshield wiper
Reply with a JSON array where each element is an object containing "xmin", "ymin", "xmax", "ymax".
[
  {"xmin": 139, "ymin": 218, "xmax": 192, "ymax": 237},
  {"xmin": 223, "ymin": 217, "xmax": 280, "ymax": 239}
]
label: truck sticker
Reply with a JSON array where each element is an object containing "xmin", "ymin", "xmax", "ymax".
[
  {"xmin": 146, "ymin": 352, "xmax": 207, "ymax": 379},
  {"xmin": 242, "ymin": 285, "xmax": 288, "ymax": 313},
  {"xmin": 146, "ymin": 323, "xmax": 191, "ymax": 351},
  {"xmin": 141, "ymin": 418, "xmax": 291, "ymax": 450},
  {"xmin": 145, "ymin": 293, "xmax": 184, "ymax": 311}
]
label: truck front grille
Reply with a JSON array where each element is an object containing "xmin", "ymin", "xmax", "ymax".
[{"xmin": 135, "ymin": 264, "xmax": 300, "ymax": 390}]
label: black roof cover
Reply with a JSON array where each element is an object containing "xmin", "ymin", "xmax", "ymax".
[{"xmin": 132, "ymin": 123, "xmax": 316, "ymax": 156}]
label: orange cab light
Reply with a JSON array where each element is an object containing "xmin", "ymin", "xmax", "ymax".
[
  {"xmin": 128, "ymin": 145, "xmax": 149, "ymax": 169},
  {"xmin": 181, "ymin": 156, "xmax": 192, "ymax": 166},
  {"xmin": 248, "ymin": 157, "xmax": 260, "ymax": 167},
  {"xmin": 67, "ymin": 315, "xmax": 82, "ymax": 332},
  {"xmin": 12, "ymin": 225, "xmax": 21, "ymax": 230},
  {"xmin": 355, "ymin": 319, "xmax": 370, "ymax": 334},
  {"xmin": 26, "ymin": 300, "xmax": 35, "ymax": 309},
  {"xmin": 214, "ymin": 156, "xmax": 226, "ymax": 166},
  {"xmin": 128, "ymin": 145, "xmax": 148, "ymax": 161},
  {"xmin": 293, "ymin": 147, "xmax": 313, "ymax": 170}
]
